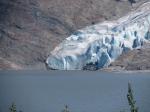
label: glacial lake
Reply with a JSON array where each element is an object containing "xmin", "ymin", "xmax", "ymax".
[{"xmin": 0, "ymin": 71, "xmax": 150, "ymax": 112}]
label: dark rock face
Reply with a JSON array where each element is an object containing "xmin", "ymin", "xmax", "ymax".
[
  {"xmin": 0, "ymin": 0, "xmax": 147, "ymax": 69},
  {"xmin": 83, "ymin": 62, "xmax": 99, "ymax": 71}
]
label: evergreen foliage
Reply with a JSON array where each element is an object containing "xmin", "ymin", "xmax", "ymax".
[
  {"xmin": 62, "ymin": 105, "xmax": 70, "ymax": 112},
  {"xmin": 127, "ymin": 83, "xmax": 138, "ymax": 112},
  {"xmin": 9, "ymin": 103, "xmax": 17, "ymax": 112}
]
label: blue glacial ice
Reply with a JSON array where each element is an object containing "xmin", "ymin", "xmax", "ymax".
[{"xmin": 46, "ymin": 2, "xmax": 150, "ymax": 70}]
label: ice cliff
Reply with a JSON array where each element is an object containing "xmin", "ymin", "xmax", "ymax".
[{"xmin": 46, "ymin": 2, "xmax": 150, "ymax": 70}]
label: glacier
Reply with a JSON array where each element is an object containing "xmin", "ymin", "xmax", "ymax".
[{"xmin": 46, "ymin": 2, "xmax": 150, "ymax": 70}]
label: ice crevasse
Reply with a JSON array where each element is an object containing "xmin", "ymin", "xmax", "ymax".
[{"xmin": 46, "ymin": 2, "xmax": 150, "ymax": 70}]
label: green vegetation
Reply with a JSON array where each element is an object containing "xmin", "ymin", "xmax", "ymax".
[
  {"xmin": 9, "ymin": 103, "xmax": 17, "ymax": 112},
  {"xmin": 7, "ymin": 83, "xmax": 139, "ymax": 112},
  {"xmin": 9, "ymin": 103, "xmax": 22, "ymax": 112},
  {"xmin": 62, "ymin": 105, "xmax": 70, "ymax": 112},
  {"xmin": 127, "ymin": 83, "xmax": 138, "ymax": 112}
]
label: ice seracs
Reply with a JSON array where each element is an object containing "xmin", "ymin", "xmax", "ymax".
[{"xmin": 46, "ymin": 2, "xmax": 150, "ymax": 70}]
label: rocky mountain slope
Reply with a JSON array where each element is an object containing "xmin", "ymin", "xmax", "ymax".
[
  {"xmin": 104, "ymin": 42, "xmax": 150, "ymax": 72},
  {"xmin": 0, "ymin": 0, "xmax": 148, "ymax": 70}
]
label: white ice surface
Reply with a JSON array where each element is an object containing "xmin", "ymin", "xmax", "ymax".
[{"xmin": 46, "ymin": 2, "xmax": 150, "ymax": 70}]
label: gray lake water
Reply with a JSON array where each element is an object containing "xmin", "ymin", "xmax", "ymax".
[{"xmin": 0, "ymin": 71, "xmax": 150, "ymax": 112}]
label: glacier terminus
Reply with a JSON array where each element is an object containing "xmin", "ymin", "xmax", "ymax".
[{"xmin": 46, "ymin": 2, "xmax": 150, "ymax": 70}]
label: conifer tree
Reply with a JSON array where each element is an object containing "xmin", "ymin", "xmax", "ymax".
[
  {"xmin": 127, "ymin": 83, "xmax": 138, "ymax": 112},
  {"xmin": 62, "ymin": 105, "xmax": 70, "ymax": 112},
  {"xmin": 9, "ymin": 103, "xmax": 17, "ymax": 112}
]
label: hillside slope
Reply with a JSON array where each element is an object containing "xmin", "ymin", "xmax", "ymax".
[
  {"xmin": 0, "ymin": 0, "xmax": 148, "ymax": 69},
  {"xmin": 104, "ymin": 42, "xmax": 150, "ymax": 72}
]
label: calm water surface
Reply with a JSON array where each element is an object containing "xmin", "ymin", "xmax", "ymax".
[{"xmin": 0, "ymin": 71, "xmax": 150, "ymax": 112}]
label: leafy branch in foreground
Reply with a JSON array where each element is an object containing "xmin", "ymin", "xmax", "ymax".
[{"xmin": 127, "ymin": 83, "xmax": 138, "ymax": 112}]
